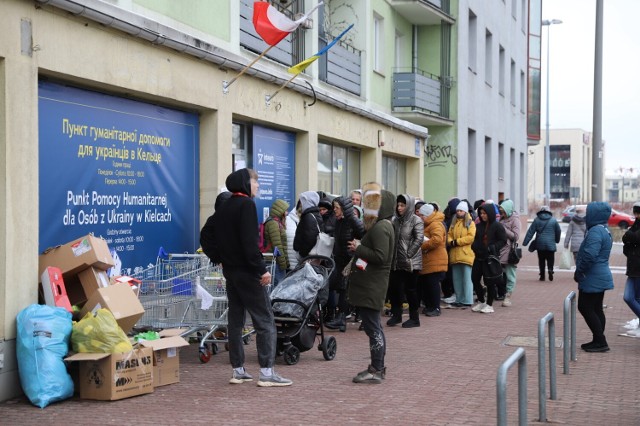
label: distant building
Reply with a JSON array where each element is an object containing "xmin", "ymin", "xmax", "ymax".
[{"xmin": 605, "ymin": 169, "xmax": 640, "ymax": 204}]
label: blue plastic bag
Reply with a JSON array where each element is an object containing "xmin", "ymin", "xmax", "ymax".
[{"xmin": 16, "ymin": 304, "xmax": 74, "ymax": 408}]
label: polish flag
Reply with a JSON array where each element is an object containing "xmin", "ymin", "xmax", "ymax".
[{"xmin": 252, "ymin": 1, "xmax": 322, "ymax": 46}]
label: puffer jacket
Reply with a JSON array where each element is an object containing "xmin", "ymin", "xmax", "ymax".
[
  {"xmin": 264, "ymin": 199, "xmax": 289, "ymax": 269},
  {"xmin": 523, "ymin": 209, "xmax": 561, "ymax": 252},
  {"xmin": 332, "ymin": 196, "xmax": 365, "ymax": 264},
  {"xmin": 622, "ymin": 218, "xmax": 640, "ymax": 277},
  {"xmin": 391, "ymin": 194, "xmax": 424, "ymax": 272},
  {"xmin": 294, "ymin": 191, "xmax": 324, "ymax": 258},
  {"xmin": 419, "ymin": 210, "xmax": 448, "ymax": 274},
  {"xmin": 575, "ymin": 202, "xmax": 614, "ymax": 293},
  {"xmin": 498, "ymin": 200, "xmax": 521, "ymax": 264},
  {"xmin": 564, "ymin": 214, "xmax": 586, "ymax": 253},
  {"xmin": 471, "ymin": 203, "xmax": 507, "ymax": 260},
  {"xmin": 448, "ymin": 212, "xmax": 476, "ymax": 266},
  {"xmin": 286, "ymin": 209, "xmax": 300, "ymax": 270},
  {"xmin": 348, "ymin": 190, "xmax": 396, "ymax": 310}
]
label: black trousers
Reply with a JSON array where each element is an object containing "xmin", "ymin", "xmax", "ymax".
[
  {"xmin": 578, "ymin": 290, "xmax": 607, "ymax": 344},
  {"xmin": 471, "ymin": 259, "xmax": 499, "ymax": 306},
  {"xmin": 388, "ymin": 270, "xmax": 420, "ymax": 318},
  {"xmin": 358, "ymin": 307, "xmax": 386, "ymax": 371},
  {"xmin": 537, "ymin": 250, "xmax": 555, "ymax": 278},
  {"xmin": 418, "ymin": 272, "xmax": 445, "ymax": 311}
]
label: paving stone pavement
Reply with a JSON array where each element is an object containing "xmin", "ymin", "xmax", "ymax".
[{"xmin": 1, "ymin": 245, "xmax": 638, "ymax": 425}]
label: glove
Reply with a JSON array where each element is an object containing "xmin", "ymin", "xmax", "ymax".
[{"xmin": 450, "ymin": 239, "xmax": 457, "ymax": 247}]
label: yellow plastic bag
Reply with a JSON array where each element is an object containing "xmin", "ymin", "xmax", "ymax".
[{"xmin": 71, "ymin": 309, "xmax": 133, "ymax": 353}]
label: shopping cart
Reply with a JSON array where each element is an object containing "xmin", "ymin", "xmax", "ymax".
[{"xmin": 133, "ymin": 252, "xmax": 275, "ymax": 363}]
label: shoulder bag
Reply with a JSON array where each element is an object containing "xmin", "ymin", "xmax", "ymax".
[
  {"xmin": 528, "ymin": 220, "xmax": 549, "ymax": 253},
  {"xmin": 508, "ymin": 242, "xmax": 523, "ymax": 264},
  {"xmin": 309, "ymin": 220, "xmax": 335, "ymax": 258}
]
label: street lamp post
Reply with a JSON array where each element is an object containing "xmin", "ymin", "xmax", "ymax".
[{"xmin": 542, "ymin": 19, "xmax": 562, "ymax": 206}]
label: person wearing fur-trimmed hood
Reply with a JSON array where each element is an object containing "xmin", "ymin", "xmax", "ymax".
[{"xmin": 347, "ymin": 183, "xmax": 395, "ymax": 384}]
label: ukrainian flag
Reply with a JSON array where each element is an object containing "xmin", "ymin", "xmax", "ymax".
[{"xmin": 288, "ymin": 24, "xmax": 354, "ymax": 75}]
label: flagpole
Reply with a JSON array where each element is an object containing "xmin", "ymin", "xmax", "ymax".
[
  {"xmin": 265, "ymin": 73, "xmax": 300, "ymax": 104},
  {"xmin": 223, "ymin": 45, "xmax": 275, "ymax": 93}
]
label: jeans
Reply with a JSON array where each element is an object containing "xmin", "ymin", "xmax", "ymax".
[
  {"xmin": 451, "ymin": 263, "xmax": 473, "ymax": 305},
  {"xmin": 223, "ymin": 268, "xmax": 277, "ymax": 369},
  {"xmin": 578, "ymin": 290, "xmax": 607, "ymax": 344},
  {"xmin": 623, "ymin": 277, "xmax": 640, "ymax": 318},
  {"xmin": 358, "ymin": 307, "xmax": 386, "ymax": 371}
]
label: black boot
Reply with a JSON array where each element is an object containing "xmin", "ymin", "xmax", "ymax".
[
  {"xmin": 402, "ymin": 310, "xmax": 420, "ymax": 328},
  {"xmin": 584, "ymin": 336, "xmax": 609, "ymax": 352},
  {"xmin": 548, "ymin": 270, "xmax": 554, "ymax": 281},
  {"xmin": 325, "ymin": 313, "xmax": 346, "ymax": 332},
  {"xmin": 539, "ymin": 272, "xmax": 545, "ymax": 282},
  {"xmin": 386, "ymin": 315, "xmax": 402, "ymax": 326}
]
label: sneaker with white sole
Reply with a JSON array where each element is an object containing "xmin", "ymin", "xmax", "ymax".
[
  {"xmin": 480, "ymin": 304, "xmax": 495, "ymax": 313},
  {"xmin": 502, "ymin": 293, "xmax": 512, "ymax": 307},
  {"xmin": 442, "ymin": 295, "xmax": 457, "ymax": 304},
  {"xmin": 229, "ymin": 370, "xmax": 253, "ymax": 384},
  {"xmin": 471, "ymin": 302, "xmax": 487, "ymax": 312},
  {"xmin": 257, "ymin": 371, "xmax": 292, "ymax": 387}
]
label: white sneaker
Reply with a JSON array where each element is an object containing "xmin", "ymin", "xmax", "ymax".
[
  {"xmin": 502, "ymin": 294, "xmax": 512, "ymax": 307},
  {"xmin": 443, "ymin": 295, "xmax": 457, "ymax": 304},
  {"xmin": 471, "ymin": 303, "xmax": 487, "ymax": 312},
  {"xmin": 627, "ymin": 328, "xmax": 640, "ymax": 337},
  {"xmin": 480, "ymin": 304, "xmax": 495, "ymax": 313}
]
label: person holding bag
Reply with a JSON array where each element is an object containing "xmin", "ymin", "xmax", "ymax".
[
  {"xmin": 564, "ymin": 206, "xmax": 587, "ymax": 263},
  {"xmin": 523, "ymin": 206, "xmax": 561, "ymax": 281},
  {"xmin": 470, "ymin": 202, "xmax": 507, "ymax": 313},
  {"xmin": 293, "ymin": 191, "xmax": 324, "ymax": 258},
  {"xmin": 498, "ymin": 199, "xmax": 521, "ymax": 307}
]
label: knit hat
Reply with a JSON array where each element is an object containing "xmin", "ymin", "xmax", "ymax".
[
  {"xmin": 634, "ymin": 202, "xmax": 640, "ymax": 214},
  {"xmin": 539, "ymin": 205, "xmax": 551, "ymax": 213},
  {"xmin": 456, "ymin": 201, "xmax": 469, "ymax": 213},
  {"xmin": 419, "ymin": 203, "xmax": 435, "ymax": 217}
]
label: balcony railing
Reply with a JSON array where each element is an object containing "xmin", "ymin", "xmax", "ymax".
[
  {"xmin": 318, "ymin": 35, "xmax": 362, "ymax": 96},
  {"xmin": 388, "ymin": 0, "xmax": 454, "ymax": 25},
  {"xmin": 392, "ymin": 68, "xmax": 450, "ymax": 119}
]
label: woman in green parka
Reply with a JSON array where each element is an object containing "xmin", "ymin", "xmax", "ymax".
[
  {"xmin": 347, "ymin": 182, "xmax": 395, "ymax": 384},
  {"xmin": 264, "ymin": 199, "xmax": 289, "ymax": 285}
]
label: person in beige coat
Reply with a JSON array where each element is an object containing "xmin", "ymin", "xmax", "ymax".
[
  {"xmin": 417, "ymin": 203, "xmax": 449, "ymax": 316},
  {"xmin": 447, "ymin": 202, "xmax": 476, "ymax": 307}
]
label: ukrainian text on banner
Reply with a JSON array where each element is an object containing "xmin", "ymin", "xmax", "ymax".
[{"xmin": 38, "ymin": 81, "xmax": 200, "ymax": 274}]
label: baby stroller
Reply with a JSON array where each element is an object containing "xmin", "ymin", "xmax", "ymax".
[{"xmin": 270, "ymin": 255, "xmax": 336, "ymax": 365}]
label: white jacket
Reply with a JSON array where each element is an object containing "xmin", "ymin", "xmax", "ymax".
[{"xmin": 286, "ymin": 209, "xmax": 300, "ymax": 270}]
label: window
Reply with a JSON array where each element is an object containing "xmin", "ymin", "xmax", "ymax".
[
  {"xmin": 382, "ymin": 155, "xmax": 407, "ymax": 196},
  {"xmin": 485, "ymin": 136, "xmax": 492, "ymax": 197},
  {"xmin": 498, "ymin": 45, "xmax": 505, "ymax": 96},
  {"xmin": 374, "ymin": 14, "xmax": 384, "ymax": 73},
  {"xmin": 510, "ymin": 59, "xmax": 516, "ymax": 106},
  {"xmin": 468, "ymin": 10, "xmax": 477, "ymax": 72},
  {"xmin": 521, "ymin": 0, "xmax": 527, "ymax": 32},
  {"xmin": 520, "ymin": 70, "xmax": 526, "ymax": 113},
  {"xmin": 232, "ymin": 122, "xmax": 250, "ymax": 171},
  {"xmin": 485, "ymin": 29, "xmax": 493, "ymax": 85},
  {"xmin": 468, "ymin": 129, "xmax": 477, "ymax": 200},
  {"xmin": 499, "ymin": 142, "xmax": 505, "ymax": 179},
  {"xmin": 395, "ymin": 30, "xmax": 403, "ymax": 70},
  {"xmin": 317, "ymin": 142, "xmax": 360, "ymax": 195},
  {"xmin": 512, "ymin": 0, "xmax": 517, "ymax": 19}
]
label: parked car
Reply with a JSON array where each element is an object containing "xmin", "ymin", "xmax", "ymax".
[
  {"xmin": 561, "ymin": 204, "xmax": 634, "ymax": 229},
  {"xmin": 608, "ymin": 209, "xmax": 635, "ymax": 229}
]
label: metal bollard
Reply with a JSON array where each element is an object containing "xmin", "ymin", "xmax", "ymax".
[
  {"xmin": 538, "ymin": 312, "xmax": 557, "ymax": 422},
  {"xmin": 563, "ymin": 291, "xmax": 577, "ymax": 374},
  {"xmin": 496, "ymin": 347, "xmax": 527, "ymax": 426}
]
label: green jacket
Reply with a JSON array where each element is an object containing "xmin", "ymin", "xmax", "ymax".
[
  {"xmin": 265, "ymin": 199, "xmax": 289, "ymax": 269},
  {"xmin": 347, "ymin": 190, "xmax": 396, "ymax": 310}
]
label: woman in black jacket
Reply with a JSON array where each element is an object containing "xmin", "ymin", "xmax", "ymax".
[
  {"xmin": 293, "ymin": 191, "xmax": 324, "ymax": 258},
  {"xmin": 325, "ymin": 196, "xmax": 365, "ymax": 331},
  {"xmin": 622, "ymin": 202, "xmax": 640, "ymax": 334},
  {"xmin": 470, "ymin": 202, "xmax": 507, "ymax": 313}
]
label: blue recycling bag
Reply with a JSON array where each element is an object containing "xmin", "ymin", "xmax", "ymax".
[{"xmin": 16, "ymin": 304, "xmax": 74, "ymax": 408}]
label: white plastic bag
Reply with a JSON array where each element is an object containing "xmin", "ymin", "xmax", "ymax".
[{"xmin": 559, "ymin": 249, "xmax": 573, "ymax": 270}]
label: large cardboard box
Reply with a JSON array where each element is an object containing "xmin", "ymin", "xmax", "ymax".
[
  {"xmin": 77, "ymin": 266, "xmax": 110, "ymax": 299},
  {"xmin": 79, "ymin": 282, "xmax": 144, "ymax": 333},
  {"xmin": 139, "ymin": 334, "xmax": 189, "ymax": 387},
  {"xmin": 39, "ymin": 234, "xmax": 114, "ymax": 280},
  {"xmin": 65, "ymin": 347, "xmax": 154, "ymax": 400}
]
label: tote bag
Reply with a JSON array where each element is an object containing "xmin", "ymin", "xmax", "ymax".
[{"xmin": 309, "ymin": 221, "xmax": 334, "ymax": 258}]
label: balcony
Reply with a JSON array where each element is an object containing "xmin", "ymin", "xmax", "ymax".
[
  {"xmin": 392, "ymin": 68, "xmax": 453, "ymax": 127},
  {"xmin": 318, "ymin": 35, "xmax": 362, "ymax": 96},
  {"xmin": 388, "ymin": 0, "xmax": 455, "ymax": 25}
]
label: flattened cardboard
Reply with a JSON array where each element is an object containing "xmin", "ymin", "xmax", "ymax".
[
  {"xmin": 65, "ymin": 347, "xmax": 154, "ymax": 400},
  {"xmin": 39, "ymin": 234, "xmax": 114, "ymax": 280},
  {"xmin": 79, "ymin": 282, "xmax": 144, "ymax": 333},
  {"xmin": 139, "ymin": 336, "xmax": 189, "ymax": 387}
]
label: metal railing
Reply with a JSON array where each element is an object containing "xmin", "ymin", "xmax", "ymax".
[
  {"xmin": 563, "ymin": 291, "xmax": 577, "ymax": 374},
  {"xmin": 496, "ymin": 347, "xmax": 528, "ymax": 426},
  {"xmin": 538, "ymin": 312, "xmax": 557, "ymax": 422}
]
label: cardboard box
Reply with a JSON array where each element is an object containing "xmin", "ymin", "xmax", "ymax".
[
  {"xmin": 39, "ymin": 234, "xmax": 115, "ymax": 280},
  {"xmin": 138, "ymin": 335, "xmax": 189, "ymax": 387},
  {"xmin": 65, "ymin": 347, "xmax": 154, "ymax": 400},
  {"xmin": 41, "ymin": 266, "xmax": 73, "ymax": 313},
  {"xmin": 78, "ymin": 266, "xmax": 110, "ymax": 299},
  {"xmin": 79, "ymin": 282, "xmax": 144, "ymax": 333}
]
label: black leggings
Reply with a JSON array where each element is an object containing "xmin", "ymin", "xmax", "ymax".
[
  {"xmin": 537, "ymin": 250, "xmax": 555, "ymax": 277},
  {"xmin": 578, "ymin": 290, "xmax": 607, "ymax": 344}
]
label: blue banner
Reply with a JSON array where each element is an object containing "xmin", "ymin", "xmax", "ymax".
[
  {"xmin": 252, "ymin": 125, "xmax": 295, "ymax": 222},
  {"xmin": 38, "ymin": 81, "xmax": 199, "ymax": 274}
]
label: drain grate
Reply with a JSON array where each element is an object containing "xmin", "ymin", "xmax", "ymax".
[{"xmin": 502, "ymin": 335, "xmax": 563, "ymax": 348}]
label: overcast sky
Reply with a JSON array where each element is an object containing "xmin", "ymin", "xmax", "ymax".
[{"xmin": 541, "ymin": 0, "xmax": 640, "ymax": 172}]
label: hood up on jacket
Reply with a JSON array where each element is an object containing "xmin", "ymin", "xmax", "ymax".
[
  {"xmin": 586, "ymin": 201, "xmax": 611, "ymax": 229},
  {"xmin": 214, "ymin": 191, "xmax": 232, "ymax": 211},
  {"xmin": 478, "ymin": 203, "xmax": 497, "ymax": 225},
  {"xmin": 396, "ymin": 193, "xmax": 417, "ymax": 221},
  {"xmin": 299, "ymin": 191, "xmax": 320, "ymax": 212},
  {"xmin": 500, "ymin": 199, "xmax": 515, "ymax": 218},
  {"xmin": 225, "ymin": 168, "xmax": 252, "ymax": 196},
  {"xmin": 270, "ymin": 199, "xmax": 290, "ymax": 219}
]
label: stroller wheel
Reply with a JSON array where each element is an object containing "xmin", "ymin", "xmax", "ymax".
[
  {"xmin": 283, "ymin": 346, "xmax": 300, "ymax": 365},
  {"xmin": 198, "ymin": 347, "xmax": 212, "ymax": 364},
  {"xmin": 321, "ymin": 336, "xmax": 337, "ymax": 361}
]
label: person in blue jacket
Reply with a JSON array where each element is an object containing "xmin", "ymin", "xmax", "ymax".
[
  {"xmin": 574, "ymin": 201, "xmax": 614, "ymax": 353},
  {"xmin": 523, "ymin": 206, "xmax": 561, "ymax": 281}
]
